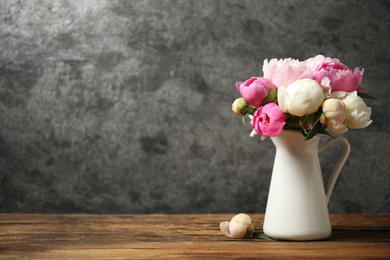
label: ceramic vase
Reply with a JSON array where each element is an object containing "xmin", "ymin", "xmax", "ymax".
[{"xmin": 263, "ymin": 130, "xmax": 350, "ymax": 241}]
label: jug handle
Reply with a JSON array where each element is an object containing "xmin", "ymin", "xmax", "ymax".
[{"xmin": 318, "ymin": 135, "xmax": 351, "ymax": 204}]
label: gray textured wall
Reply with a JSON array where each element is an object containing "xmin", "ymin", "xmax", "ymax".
[{"xmin": 0, "ymin": 0, "xmax": 389, "ymax": 214}]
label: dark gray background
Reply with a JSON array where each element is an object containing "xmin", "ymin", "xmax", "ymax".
[{"xmin": 0, "ymin": 0, "xmax": 389, "ymax": 214}]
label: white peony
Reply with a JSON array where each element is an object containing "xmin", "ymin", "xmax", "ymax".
[
  {"xmin": 278, "ymin": 79, "xmax": 325, "ymax": 117},
  {"xmin": 331, "ymin": 91, "xmax": 372, "ymax": 129}
]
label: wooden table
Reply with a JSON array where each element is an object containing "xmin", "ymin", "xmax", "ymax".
[{"xmin": 0, "ymin": 213, "xmax": 389, "ymax": 259}]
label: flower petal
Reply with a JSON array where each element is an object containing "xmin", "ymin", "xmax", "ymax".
[{"xmin": 220, "ymin": 221, "xmax": 233, "ymax": 238}]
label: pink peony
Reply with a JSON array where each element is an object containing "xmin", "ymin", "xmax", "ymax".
[
  {"xmin": 252, "ymin": 103, "xmax": 286, "ymax": 137},
  {"xmin": 236, "ymin": 77, "xmax": 277, "ymax": 107},
  {"xmin": 305, "ymin": 54, "xmax": 340, "ymax": 71},
  {"xmin": 262, "ymin": 58, "xmax": 313, "ymax": 88},
  {"xmin": 313, "ymin": 62, "xmax": 365, "ymax": 92}
]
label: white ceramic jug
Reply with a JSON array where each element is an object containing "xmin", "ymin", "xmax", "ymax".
[{"xmin": 263, "ymin": 130, "xmax": 350, "ymax": 241}]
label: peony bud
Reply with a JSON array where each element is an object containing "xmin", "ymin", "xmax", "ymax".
[
  {"xmin": 278, "ymin": 79, "xmax": 325, "ymax": 117},
  {"xmin": 220, "ymin": 213, "xmax": 254, "ymax": 239},
  {"xmin": 232, "ymin": 98, "xmax": 245, "ymax": 116},
  {"xmin": 299, "ymin": 113, "xmax": 316, "ymax": 132},
  {"xmin": 236, "ymin": 77, "xmax": 277, "ymax": 107},
  {"xmin": 321, "ymin": 98, "xmax": 348, "ymax": 134},
  {"xmin": 232, "ymin": 98, "xmax": 255, "ymax": 116},
  {"xmin": 252, "ymin": 103, "xmax": 286, "ymax": 137},
  {"xmin": 329, "ymin": 91, "xmax": 372, "ymax": 129}
]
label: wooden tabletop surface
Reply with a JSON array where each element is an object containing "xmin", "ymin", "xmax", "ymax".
[{"xmin": 0, "ymin": 213, "xmax": 389, "ymax": 259}]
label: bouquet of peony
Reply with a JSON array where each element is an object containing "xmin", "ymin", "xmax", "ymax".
[{"xmin": 232, "ymin": 55, "xmax": 374, "ymax": 140}]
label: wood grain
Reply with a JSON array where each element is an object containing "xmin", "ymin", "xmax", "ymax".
[{"xmin": 0, "ymin": 213, "xmax": 389, "ymax": 259}]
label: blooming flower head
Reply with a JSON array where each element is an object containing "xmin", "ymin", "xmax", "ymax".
[
  {"xmin": 220, "ymin": 213, "xmax": 254, "ymax": 239},
  {"xmin": 305, "ymin": 54, "xmax": 340, "ymax": 71},
  {"xmin": 277, "ymin": 79, "xmax": 325, "ymax": 117},
  {"xmin": 320, "ymin": 98, "xmax": 349, "ymax": 134},
  {"xmin": 314, "ymin": 62, "xmax": 365, "ymax": 92},
  {"xmin": 331, "ymin": 91, "xmax": 372, "ymax": 129},
  {"xmin": 252, "ymin": 103, "xmax": 286, "ymax": 137},
  {"xmin": 236, "ymin": 77, "xmax": 277, "ymax": 107},
  {"xmin": 231, "ymin": 55, "xmax": 372, "ymax": 140},
  {"xmin": 263, "ymin": 57, "xmax": 313, "ymax": 88}
]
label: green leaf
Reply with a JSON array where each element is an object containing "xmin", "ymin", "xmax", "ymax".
[
  {"xmin": 313, "ymin": 108, "xmax": 323, "ymax": 121},
  {"xmin": 242, "ymin": 115, "xmax": 246, "ymax": 125},
  {"xmin": 305, "ymin": 121, "xmax": 324, "ymax": 140},
  {"xmin": 252, "ymin": 231, "xmax": 272, "ymax": 240},
  {"xmin": 252, "ymin": 217, "xmax": 260, "ymax": 223},
  {"xmin": 357, "ymin": 92, "xmax": 378, "ymax": 100},
  {"xmin": 319, "ymin": 127, "xmax": 334, "ymax": 138}
]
